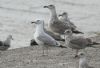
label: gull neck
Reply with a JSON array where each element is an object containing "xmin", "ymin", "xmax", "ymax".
[
  {"xmin": 35, "ymin": 23, "xmax": 45, "ymax": 34},
  {"xmin": 50, "ymin": 8, "xmax": 58, "ymax": 21}
]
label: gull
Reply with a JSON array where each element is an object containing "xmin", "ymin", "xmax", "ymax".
[
  {"xmin": 64, "ymin": 29, "xmax": 100, "ymax": 57},
  {"xmin": 30, "ymin": 25, "xmax": 65, "ymax": 46},
  {"xmin": 30, "ymin": 31, "xmax": 64, "ymax": 46},
  {"xmin": 59, "ymin": 12, "xmax": 80, "ymax": 33},
  {"xmin": 31, "ymin": 20, "xmax": 67, "ymax": 56},
  {"xmin": 0, "ymin": 35, "xmax": 13, "ymax": 51},
  {"xmin": 78, "ymin": 52, "xmax": 94, "ymax": 68},
  {"xmin": 44, "ymin": 5, "xmax": 83, "ymax": 35}
]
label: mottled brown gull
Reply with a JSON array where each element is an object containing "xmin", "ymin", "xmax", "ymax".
[
  {"xmin": 44, "ymin": 5, "xmax": 83, "ymax": 35},
  {"xmin": 31, "ymin": 20, "xmax": 66, "ymax": 56},
  {"xmin": 64, "ymin": 29, "xmax": 100, "ymax": 57},
  {"xmin": 59, "ymin": 12, "xmax": 81, "ymax": 33}
]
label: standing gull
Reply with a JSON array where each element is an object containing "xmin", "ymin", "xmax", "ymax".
[
  {"xmin": 59, "ymin": 12, "xmax": 81, "ymax": 34},
  {"xmin": 44, "ymin": 5, "xmax": 83, "ymax": 35},
  {"xmin": 64, "ymin": 29, "xmax": 100, "ymax": 57},
  {"xmin": 31, "ymin": 20, "xmax": 66, "ymax": 56},
  {"xmin": 30, "ymin": 23, "xmax": 65, "ymax": 46},
  {"xmin": 30, "ymin": 30, "xmax": 64, "ymax": 46},
  {"xmin": 78, "ymin": 52, "xmax": 94, "ymax": 68},
  {"xmin": 0, "ymin": 35, "xmax": 13, "ymax": 51}
]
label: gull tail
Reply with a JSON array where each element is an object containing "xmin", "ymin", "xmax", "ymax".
[
  {"xmin": 92, "ymin": 42, "xmax": 100, "ymax": 45},
  {"xmin": 87, "ymin": 42, "xmax": 100, "ymax": 48},
  {"xmin": 59, "ymin": 45, "xmax": 67, "ymax": 48},
  {"xmin": 56, "ymin": 41, "xmax": 67, "ymax": 48},
  {"xmin": 56, "ymin": 39, "xmax": 65, "ymax": 41},
  {"xmin": 72, "ymin": 30, "xmax": 84, "ymax": 34},
  {"xmin": 30, "ymin": 39, "xmax": 38, "ymax": 46},
  {"xmin": 89, "ymin": 45, "xmax": 97, "ymax": 48}
]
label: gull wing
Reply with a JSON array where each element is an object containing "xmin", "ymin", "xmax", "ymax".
[
  {"xmin": 37, "ymin": 35, "xmax": 57, "ymax": 46},
  {"xmin": 70, "ymin": 37, "xmax": 89, "ymax": 46}
]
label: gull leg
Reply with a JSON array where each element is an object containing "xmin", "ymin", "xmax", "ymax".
[
  {"xmin": 46, "ymin": 47, "xmax": 49, "ymax": 56},
  {"xmin": 42, "ymin": 46, "xmax": 45, "ymax": 56},
  {"xmin": 75, "ymin": 49, "xmax": 79, "ymax": 58},
  {"xmin": 0, "ymin": 51, "xmax": 1, "ymax": 58},
  {"xmin": 42, "ymin": 46, "xmax": 48, "ymax": 56}
]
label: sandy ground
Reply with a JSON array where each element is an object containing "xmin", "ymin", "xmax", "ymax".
[{"xmin": 0, "ymin": 36, "xmax": 100, "ymax": 68}]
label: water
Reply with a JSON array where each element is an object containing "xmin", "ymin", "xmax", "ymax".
[{"xmin": 0, "ymin": 0, "xmax": 100, "ymax": 49}]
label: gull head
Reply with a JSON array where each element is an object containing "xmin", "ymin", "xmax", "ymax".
[
  {"xmin": 64, "ymin": 29, "xmax": 72, "ymax": 35},
  {"xmin": 44, "ymin": 5, "xmax": 55, "ymax": 10},
  {"xmin": 59, "ymin": 12, "xmax": 68, "ymax": 17},
  {"xmin": 31, "ymin": 20, "xmax": 44, "ymax": 25},
  {"xmin": 8, "ymin": 35, "xmax": 14, "ymax": 40},
  {"xmin": 78, "ymin": 52, "xmax": 86, "ymax": 58}
]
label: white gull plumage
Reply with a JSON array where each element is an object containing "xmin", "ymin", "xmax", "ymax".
[{"xmin": 31, "ymin": 20, "xmax": 66, "ymax": 55}]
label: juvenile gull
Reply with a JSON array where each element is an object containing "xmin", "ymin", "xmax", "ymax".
[
  {"xmin": 59, "ymin": 12, "xmax": 76, "ymax": 29},
  {"xmin": 64, "ymin": 29, "xmax": 100, "ymax": 57},
  {"xmin": 78, "ymin": 52, "xmax": 94, "ymax": 68},
  {"xmin": 0, "ymin": 35, "xmax": 13, "ymax": 51},
  {"xmin": 44, "ymin": 5, "xmax": 83, "ymax": 35},
  {"xmin": 31, "ymin": 20, "xmax": 66, "ymax": 56},
  {"xmin": 59, "ymin": 12, "xmax": 82, "ymax": 34}
]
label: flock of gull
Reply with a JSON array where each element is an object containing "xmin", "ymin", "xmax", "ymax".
[
  {"xmin": 0, "ymin": 4, "xmax": 99, "ymax": 68},
  {"xmin": 30, "ymin": 5, "xmax": 100, "ymax": 68}
]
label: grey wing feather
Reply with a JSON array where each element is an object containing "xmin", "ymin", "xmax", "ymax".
[
  {"xmin": 70, "ymin": 38, "xmax": 88, "ymax": 46},
  {"xmin": 69, "ymin": 21, "xmax": 76, "ymax": 29},
  {"xmin": 44, "ymin": 29, "xmax": 61, "ymax": 40},
  {"xmin": 37, "ymin": 35, "xmax": 56, "ymax": 46}
]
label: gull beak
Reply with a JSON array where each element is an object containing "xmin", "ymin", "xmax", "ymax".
[
  {"xmin": 31, "ymin": 21, "xmax": 36, "ymax": 24},
  {"xmin": 43, "ymin": 6, "xmax": 48, "ymax": 8},
  {"xmin": 59, "ymin": 14, "xmax": 62, "ymax": 17},
  {"xmin": 11, "ymin": 37, "xmax": 14, "ymax": 40},
  {"xmin": 72, "ymin": 30, "xmax": 84, "ymax": 34}
]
